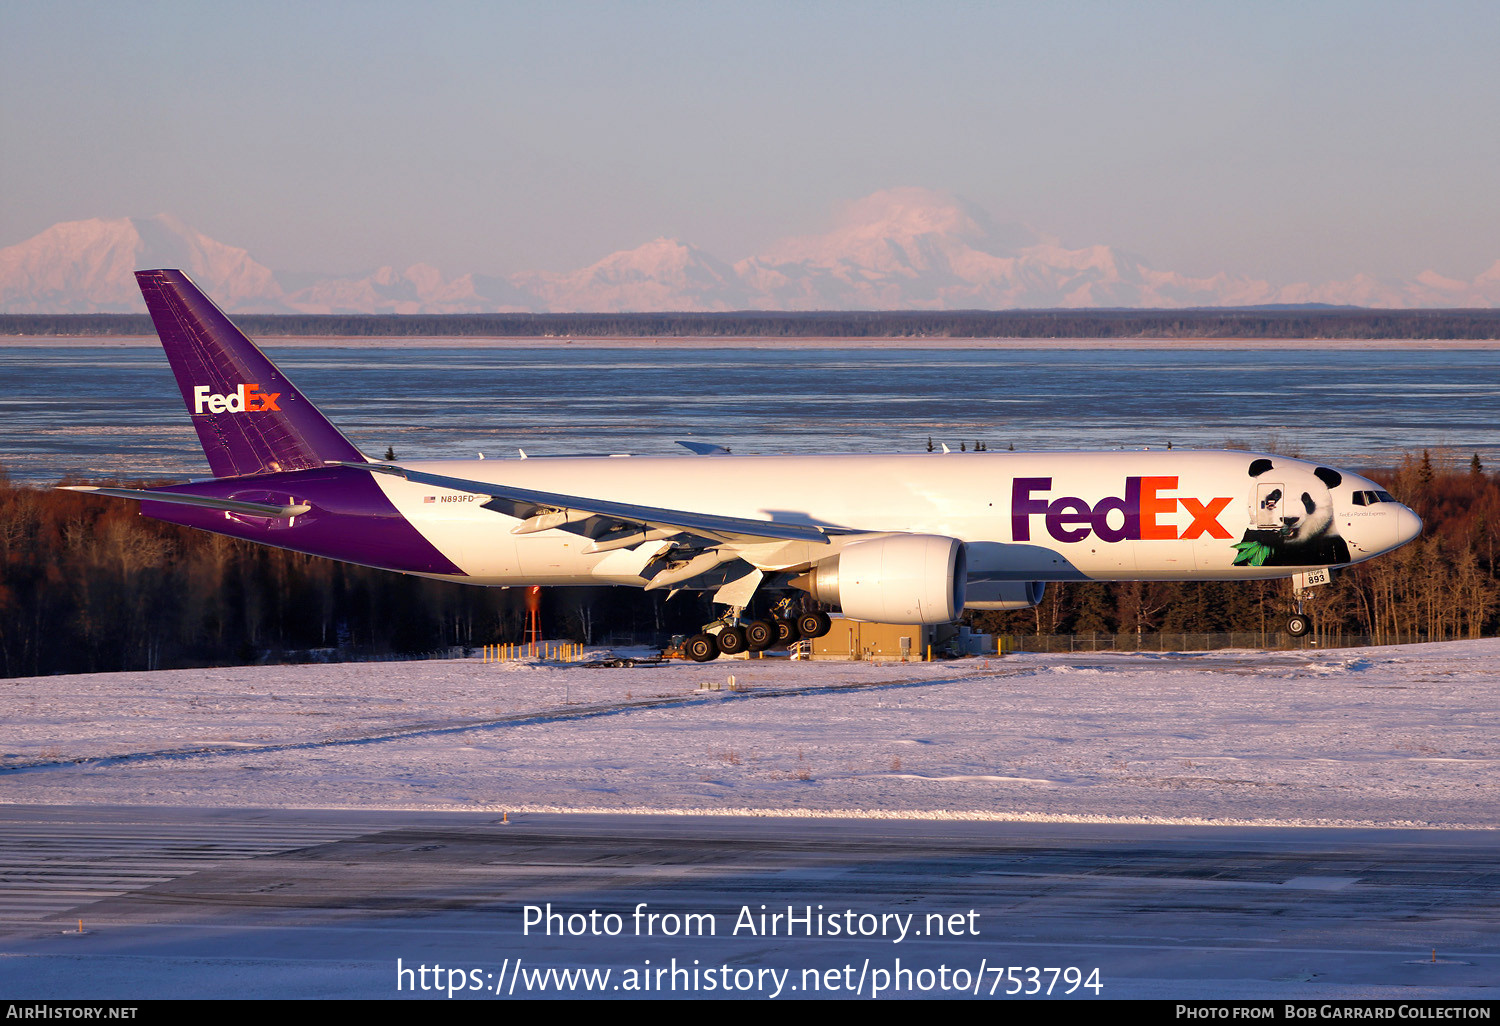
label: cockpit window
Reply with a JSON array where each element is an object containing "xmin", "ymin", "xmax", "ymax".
[
  {"xmin": 1375, "ymin": 490, "xmax": 1395, "ymax": 503},
  {"xmin": 1352, "ymin": 492, "xmax": 1367, "ymax": 506}
]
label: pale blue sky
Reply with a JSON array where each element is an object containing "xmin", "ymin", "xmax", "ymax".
[{"xmin": 3, "ymin": 1, "xmax": 1496, "ymax": 282}]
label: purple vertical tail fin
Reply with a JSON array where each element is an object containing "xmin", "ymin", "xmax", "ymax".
[{"xmin": 136, "ymin": 269, "xmax": 367, "ymax": 478}]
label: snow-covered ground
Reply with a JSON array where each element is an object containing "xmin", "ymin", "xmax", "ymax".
[{"xmin": 4, "ymin": 640, "xmax": 1497, "ymax": 829}]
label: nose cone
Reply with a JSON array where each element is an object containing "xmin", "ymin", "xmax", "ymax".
[{"xmin": 1392, "ymin": 504, "xmax": 1423, "ymax": 549}]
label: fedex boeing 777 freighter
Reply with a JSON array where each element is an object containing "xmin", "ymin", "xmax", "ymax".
[{"xmin": 66, "ymin": 270, "xmax": 1422, "ymax": 660}]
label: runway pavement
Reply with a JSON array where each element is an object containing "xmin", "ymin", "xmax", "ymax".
[{"xmin": 0, "ymin": 805, "xmax": 1495, "ymax": 999}]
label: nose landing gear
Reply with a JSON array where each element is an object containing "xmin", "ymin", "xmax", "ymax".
[{"xmin": 1286, "ymin": 567, "xmax": 1331, "ymax": 639}]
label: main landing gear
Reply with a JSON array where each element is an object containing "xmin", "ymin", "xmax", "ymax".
[
  {"xmin": 796, "ymin": 610, "xmax": 832, "ymax": 641},
  {"xmin": 682, "ymin": 633, "xmax": 719, "ymax": 662},
  {"xmin": 683, "ymin": 605, "xmax": 833, "ymax": 662}
]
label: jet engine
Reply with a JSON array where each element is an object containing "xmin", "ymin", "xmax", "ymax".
[
  {"xmin": 963, "ymin": 580, "xmax": 1047, "ymax": 610},
  {"xmin": 792, "ymin": 534, "xmax": 966, "ymax": 624}
]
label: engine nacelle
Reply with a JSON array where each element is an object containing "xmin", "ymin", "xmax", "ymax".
[
  {"xmin": 793, "ymin": 534, "xmax": 966, "ymax": 624},
  {"xmin": 963, "ymin": 580, "xmax": 1047, "ymax": 610}
]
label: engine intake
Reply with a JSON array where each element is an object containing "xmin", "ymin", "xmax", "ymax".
[{"xmin": 792, "ymin": 534, "xmax": 966, "ymax": 624}]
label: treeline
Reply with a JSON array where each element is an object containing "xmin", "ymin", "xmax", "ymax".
[
  {"xmin": 2, "ymin": 456, "xmax": 1496, "ymax": 678},
  {"xmin": 5, "ymin": 309, "xmax": 1500, "ymax": 339},
  {"xmin": 969, "ymin": 453, "xmax": 1500, "ymax": 644}
]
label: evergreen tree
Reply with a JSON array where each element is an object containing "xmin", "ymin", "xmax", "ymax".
[{"xmin": 1072, "ymin": 584, "xmax": 1115, "ymax": 634}]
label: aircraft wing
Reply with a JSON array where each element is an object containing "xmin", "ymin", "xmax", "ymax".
[
  {"xmin": 674, "ymin": 440, "xmax": 732, "ymax": 455},
  {"xmin": 336, "ymin": 462, "xmax": 833, "ymax": 545},
  {"xmin": 59, "ymin": 486, "xmax": 311, "ymax": 518}
]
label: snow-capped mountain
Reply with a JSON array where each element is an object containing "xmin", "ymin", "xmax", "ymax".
[
  {"xmin": 0, "ymin": 215, "xmax": 285, "ymax": 313},
  {"xmin": 2, "ymin": 195, "xmax": 1496, "ymax": 313},
  {"xmin": 514, "ymin": 238, "xmax": 750, "ymax": 313}
]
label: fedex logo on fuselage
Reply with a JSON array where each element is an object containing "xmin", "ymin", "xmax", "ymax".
[
  {"xmin": 192, "ymin": 383, "xmax": 281, "ymax": 415},
  {"xmin": 1012, "ymin": 476, "xmax": 1233, "ymax": 544}
]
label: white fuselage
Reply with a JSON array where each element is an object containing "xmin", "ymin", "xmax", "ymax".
[{"xmin": 368, "ymin": 449, "xmax": 1420, "ymax": 591}]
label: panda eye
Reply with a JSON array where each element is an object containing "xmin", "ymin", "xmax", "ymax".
[{"xmin": 1302, "ymin": 493, "xmax": 1316, "ymax": 514}]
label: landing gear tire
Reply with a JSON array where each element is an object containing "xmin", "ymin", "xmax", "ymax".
[
  {"xmin": 684, "ymin": 633, "xmax": 720, "ymax": 662},
  {"xmin": 797, "ymin": 611, "xmax": 832, "ymax": 640},
  {"xmin": 716, "ymin": 626, "xmax": 749, "ymax": 655},
  {"xmin": 1286, "ymin": 613, "xmax": 1312, "ymax": 638},
  {"xmin": 772, "ymin": 618, "xmax": 798, "ymax": 646},
  {"xmin": 744, "ymin": 619, "xmax": 776, "ymax": 652}
]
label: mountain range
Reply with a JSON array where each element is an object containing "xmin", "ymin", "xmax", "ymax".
[{"xmin": 3, "ymin": 189, "xmax": 1497, "ymax": 313}]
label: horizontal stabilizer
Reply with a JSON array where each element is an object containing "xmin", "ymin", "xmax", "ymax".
[{"xmin": 60, "ymin": 486, "xmax": 311, "ymax": 519}]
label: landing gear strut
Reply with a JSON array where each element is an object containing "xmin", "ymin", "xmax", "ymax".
[
  {"xmin": 774, "ymin": 597, "xmax": 831, "ymax": 641},
  {"xmin": 1286, "ymin": 568, "xmax": 1329, "ymax": 639}
]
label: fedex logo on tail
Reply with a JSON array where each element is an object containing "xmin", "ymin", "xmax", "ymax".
[
  {"xmin": 192, "ymin": 383, "xmax": 281, "ymax": 415},
  {"xmin": 1012, "ymin": 477, "xmax": 1233, "ymax": 543}
]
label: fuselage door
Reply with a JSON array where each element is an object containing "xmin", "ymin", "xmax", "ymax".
[{"xmin": 1255, "ymin": 483, "xmax": 1285, "ymax": 529}]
